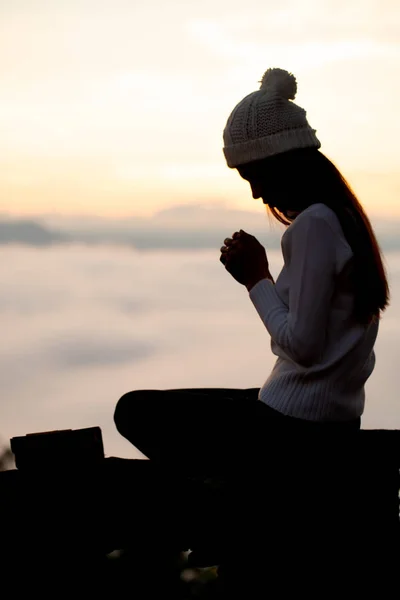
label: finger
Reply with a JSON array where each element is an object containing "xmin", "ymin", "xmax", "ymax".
[
  {"xmin": 227, "ymin": 245, "xmax": 239, "ymax": 256},
  {"xmin": 232, "ymin": 231, "xmax": 241, "ymax": 239},
  {"xmin": 224, "ymin": 237, "xmax": 233, "ymax": 246},
  {"xmin": 239, "ymin": 229, "xmax": 254, "ymax": 240},
  {"xmin": 220, "ymin": 253, "xmax": 227, "ymax": 265}
]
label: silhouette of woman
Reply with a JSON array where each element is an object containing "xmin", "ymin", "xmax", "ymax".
[{"xmin": 114, "ymin": 68, "xmax": 389, "ymax": 473}]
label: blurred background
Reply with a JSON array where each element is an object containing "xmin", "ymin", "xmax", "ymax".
[{"xmin": 1, "ymin": 0, "xmax": 400, "ymax": 459}]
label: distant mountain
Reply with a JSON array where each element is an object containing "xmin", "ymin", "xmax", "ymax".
[
  {"xmin": 0, "ymin": 220, "xmax": 68, "ymax": 246},
  {"xmin": 0, "ymin": 205, "xmax": 283, "ymax": 249},
  {"xmin": 1, "ymin": 204, "xmax": 399, "ymax": 250}
]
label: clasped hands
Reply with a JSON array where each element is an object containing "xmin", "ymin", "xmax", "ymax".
[{"xmin": 220, "ymin": 229, "xmax": 272, "ymax": 291}]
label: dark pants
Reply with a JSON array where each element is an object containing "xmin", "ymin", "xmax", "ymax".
[
  {"xmin": 114, "ymin": 387, "xmax": 360, "ymax": 473},
  {"xmin": 114, "ymin": 388, "xmax": 367, "ymax": 589}
]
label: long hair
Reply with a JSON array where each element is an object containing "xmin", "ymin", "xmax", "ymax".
[{"xmin": 238, "ymin": 149, "xmax": 389, "ymax": 325}]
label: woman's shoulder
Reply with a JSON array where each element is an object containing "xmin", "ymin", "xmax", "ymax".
[
  {"xmin": 297, "ymin": 202, "xmax": 338, "ymax": 224},
  {"xmin": 282, "ymin": 203, "xmax": 334, "ymax": 239},
  {"xmin": 287, "ymin": 203, "xmax": 344, "ymax": 237},
  {"xmin": 283, "ymin": 203, "xmax": 352, "ymax": 254}
]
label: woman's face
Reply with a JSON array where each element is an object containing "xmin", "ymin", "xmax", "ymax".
[
  {"xmin": 237, "ymin": 163, "xmax": 301, "ymax": 218},
  {"xmin": 237, "ymin": 165, "xmax": 268, "ymax": 202},
  {"xmin": 237, "ymin": 164, "xmax": 290, "ymax": 206}
]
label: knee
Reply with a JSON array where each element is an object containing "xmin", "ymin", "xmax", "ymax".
[
  {"xmin": 113, "ymin": 390, "xmax": 152, "ymax": 436},
  {"xmin": 114, "ymin": 392, "xmax": 129, "ymax": 435}
]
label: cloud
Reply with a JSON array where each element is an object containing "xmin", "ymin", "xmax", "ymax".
[
  {"xmin": 1, "ymin": 244, "xmax": 399, "ymax": 462},
  {"xmin": 0, "ymin": 219, "xmax": 67, "ymax": 246},
  {"xmin": 47, "ymin": 335, "xmax": 156, "ymax": 368},
  {"xmin": 0, "ymin": 204, "xmax": 284, "ymax": 249},
  {"xmin": 0, "ymin": 244, "xmax": 281, "ymax": 456},
  {"xmin": 2, "ymin": 202, "xmax": 399, "ymax": 250},
  {"xmin": 187, "ymin": 18, "xmax": 400, "ymax": 77},
  {"xmin": 186, "ymin": 3, "xmax": 400, "ymax": 51}
]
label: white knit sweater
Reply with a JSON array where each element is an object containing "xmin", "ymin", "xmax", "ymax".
[{"xmin": 249, "ymin": 203, "xmax": 379, "ymax": 422}]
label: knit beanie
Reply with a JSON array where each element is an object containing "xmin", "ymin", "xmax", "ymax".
[{"xmin": 223, "ymin": 68, "xmax": 321, "ymax": 168}]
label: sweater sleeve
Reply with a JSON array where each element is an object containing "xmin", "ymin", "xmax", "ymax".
[{"xmin": 249, "ymin": 214, "xmax": 336, "ymax": 367}]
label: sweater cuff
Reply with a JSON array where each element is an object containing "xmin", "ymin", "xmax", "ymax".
[{"xmin": 249, "ymin": 278, "xmax": 285, "ymax": 316}]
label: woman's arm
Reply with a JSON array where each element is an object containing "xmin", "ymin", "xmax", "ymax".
[
  {"xmin": 249, "ymin": 215, "xmax": 336, "ymax": 367},
  {"xmin": 245, "ymin": 272, "xmax": 275, "ymax": 290}
]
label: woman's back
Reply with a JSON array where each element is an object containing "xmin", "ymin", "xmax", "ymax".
[{"xmin": 249, "ymin": 203, "xmax": 379, "ymax": 422}]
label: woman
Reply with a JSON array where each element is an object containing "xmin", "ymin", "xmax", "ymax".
[{"xmin": 114, "ymin": 68, "xmax": 389, "ymax": 473}]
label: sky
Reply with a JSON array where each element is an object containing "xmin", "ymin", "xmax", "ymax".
[
  {"xmin": 1, "ymin": 0, "xmax": 400, "ymax": 218},
  {"xmin": 2, "ymin": 245, "xmax": 400, "ymax": 459}
]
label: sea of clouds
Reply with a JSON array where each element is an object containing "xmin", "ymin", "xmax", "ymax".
[{"xmin": 2, "ymin": 245, "xmax": 399, "ymax": 458}]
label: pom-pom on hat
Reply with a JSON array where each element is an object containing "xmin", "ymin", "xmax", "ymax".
[{"xmin": 223, "ymin": 68, "xmax": 321, "ymax": 168}]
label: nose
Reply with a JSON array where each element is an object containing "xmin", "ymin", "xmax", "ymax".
[{"xmin": 250, "ymin": 182, "xmax": 262, "ymax": 199}]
